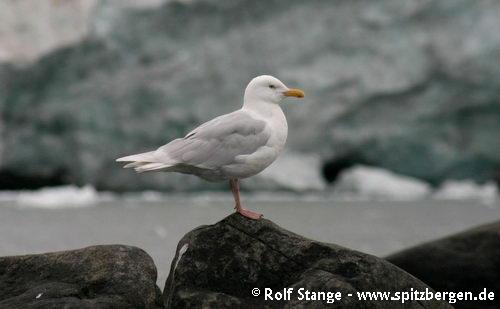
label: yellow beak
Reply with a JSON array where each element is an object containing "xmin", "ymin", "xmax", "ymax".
[{"xmin": 283, "ymin": 88, "xmax": 305, "ymax": 98}]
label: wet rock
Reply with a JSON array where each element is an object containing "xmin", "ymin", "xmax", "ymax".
[
  {"xmin": 387, "ymin": 221, "xmax": 500, "ymax": 309},
  {"xmin": 0, "ymin": 245, "xmax": 163, "ymax": 309},
  {"xmin": 164, "ymin": 213, "xmax": 450, "ymax": 308}
]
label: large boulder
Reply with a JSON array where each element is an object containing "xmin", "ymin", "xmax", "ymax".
[
  {"xmin": 163, "ymin": 213, "xmax": 450, "ymax": 308},
  {"xmin": 387, "ymin": 220, "xmax": 500, "ymax": 309},
  {"xmin": 0, "ymin": 245, "xmax": 163, "ymax": 309}
]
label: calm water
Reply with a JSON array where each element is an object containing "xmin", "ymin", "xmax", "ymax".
[{"xmin": 1, "ymin": 195, "xmax": 499, "ymax": 288}]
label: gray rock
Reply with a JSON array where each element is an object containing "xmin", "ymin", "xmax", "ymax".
[
  {"xmin": 2, "ymin": 0, "xmax": 500, "ymax": 190},
  {"xmin": 0, "ymin": 245, "xmax": 163, "ymax": 309},
  {"xmin": 164, "ymin": 213, "xmax": 450, "ymax": 308},
  {"xmin": 387, "ymin": 220, "xmax": 500, "ymax": 309}
]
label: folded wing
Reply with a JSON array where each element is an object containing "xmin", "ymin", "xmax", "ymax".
[{"xmin": 117, "ymin": 110, "xmax": 270, "ymax": 173}]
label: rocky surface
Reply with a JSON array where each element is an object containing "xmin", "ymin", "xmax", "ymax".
[
  {"xmin": 387, "ymin": 220, "xmax": 500, "ymax": 309},
  {"xmin": 1, "ymin": 0, "xmax": 500, "ymax": 190},
  {"xmin": 0, "ymin": 245, "xmax": 163, "ymax": 309},
  {"xmin": 163, "ymin": 213, "xmax": 450, "ymax": 308}
]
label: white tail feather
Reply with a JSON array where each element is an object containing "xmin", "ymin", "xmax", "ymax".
[
  {"xmin": 116, "ymin": 151, "xmax": 155, "ymax": 162},
  {"xmin": 117, "ymin": 151, "xmax": 175, "ymax": 173},
  {"xmin": 123, "ymin": 162, "xmax": 147, "ymax": 168},
  {"xmin": 135, "ymin": 162, "xmax": 172, "ymax": 173}
]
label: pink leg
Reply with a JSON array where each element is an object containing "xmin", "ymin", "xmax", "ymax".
[{"xmin": 229, "ymin": 179, "xmax": 262, "ymax": 220}]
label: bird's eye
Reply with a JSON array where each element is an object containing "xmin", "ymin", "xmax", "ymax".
[{"xmin": 269, "ymin": 85, "xmax": 276, "ymax": 89}]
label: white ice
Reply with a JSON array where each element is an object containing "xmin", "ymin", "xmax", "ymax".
[
  {"xmin": 0, "ymin": 185, "xmax": 103, "ymax": 209},
  {"xmin": 332, "ymin": 165, "xmax": 431, "ymax": 201},
  {"xmin": 434, "ymin": 180, "xmax": 498, "ymax": 205}
]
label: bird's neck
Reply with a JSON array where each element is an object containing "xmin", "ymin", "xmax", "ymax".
[{"xmin": 242, "ymin": 99, "xmax": 283, "ymax": 119}]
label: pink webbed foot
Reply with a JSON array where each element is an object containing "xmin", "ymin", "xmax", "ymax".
[
  {"xmin": 230, "ymin": 179, "xmax": 262, "ymax": 219},
  {"xmin": 236, "ymin": 208, "xmax": 263, "ymax": 220}
]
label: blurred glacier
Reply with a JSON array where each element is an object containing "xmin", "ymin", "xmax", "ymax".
[
  {"xmin": 1, "ymin": 0, "xmax": 500, "ymax": 191},
  {"xmin": 0, "ymin": 0, "xmax": 97, "ymax": 63}
]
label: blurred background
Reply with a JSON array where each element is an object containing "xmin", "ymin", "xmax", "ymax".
[{"xmin": 0, "ymin": 0, "xmax": 499, "ymax": 286}]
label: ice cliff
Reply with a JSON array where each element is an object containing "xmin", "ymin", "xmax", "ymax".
[{"xmin": 1, "ymin": 0, "xmax": 500, "ymax": 191}]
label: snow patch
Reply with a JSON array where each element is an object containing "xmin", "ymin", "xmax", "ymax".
[{"xmin": 333, "ymin": 165, "xmax": 431, "ymax": 201}]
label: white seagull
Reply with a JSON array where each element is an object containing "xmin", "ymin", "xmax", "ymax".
[{"xmin": 117, "ymin": 75, "xmax": 304, "ymax": 219}]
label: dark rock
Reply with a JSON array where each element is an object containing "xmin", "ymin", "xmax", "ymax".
[
  {"xmin": 0, "ymin": 245, "xmax": 163, "ymax": 309},
  {"xmin": 164, "ymin": 213, "xmax": 450, "ymax": 308},
  {"xmin": 387, "ymin": 220, "xmax": 500, "ymax": 309}
]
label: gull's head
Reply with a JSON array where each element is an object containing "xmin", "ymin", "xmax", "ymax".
[{"xmin": 244, "ymin": 75, "xmax": 305, "ymax": 104}]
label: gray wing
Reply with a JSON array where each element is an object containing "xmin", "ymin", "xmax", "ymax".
[{"xmin": 154, "ymin": 110, "xmax": 270, "ymax": 169}]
